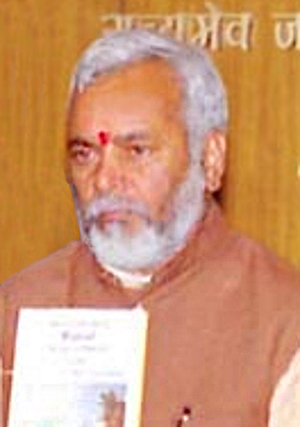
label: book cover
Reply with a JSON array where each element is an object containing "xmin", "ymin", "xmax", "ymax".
[{"xmin": 8, "ymin": 307, "xmax": 148, "ymax": 427}]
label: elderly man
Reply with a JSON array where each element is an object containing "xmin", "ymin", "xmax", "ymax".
[{"xmin": 2, "ymin": 29, "xmax": 300, "ymax": 426}]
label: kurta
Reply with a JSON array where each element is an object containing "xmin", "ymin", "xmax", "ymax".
[{"xmin": 2, "ymin": 200, "xmax": 300, "ymax": 427}]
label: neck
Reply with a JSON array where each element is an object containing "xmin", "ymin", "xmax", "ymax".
[{"xmin": 101, "ymin": 262, "xmax": 153, "ymax": 289}]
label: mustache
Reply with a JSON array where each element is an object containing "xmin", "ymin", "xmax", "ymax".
[{"xmin": 82, "ymin": 194, "xmax": 151, "ymax": 226}]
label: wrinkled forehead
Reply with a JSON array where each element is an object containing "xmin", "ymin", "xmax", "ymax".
[
  {"xmin": 68, "ymin": 58, "xmax": 184, "ymax": 114},
  {"xmin": 72, "ymin": 56, "xmax": 183, "ymax": 98},
  {"xmin": 66, "ymin": 58, "xmax": 186, "ymax": 139}
]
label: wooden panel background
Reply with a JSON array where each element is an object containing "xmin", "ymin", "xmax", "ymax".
[{"xmin": 1, "ymin": 0, "xmax": 300, "ymax": 282}]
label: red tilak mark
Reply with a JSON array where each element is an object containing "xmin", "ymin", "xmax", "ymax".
[{"xmin": 97, "ymin": 130, "xmax": 110, "ymax": 146}]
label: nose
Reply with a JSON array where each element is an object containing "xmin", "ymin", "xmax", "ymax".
[{"xmin": 93, "ymin": 144, "xmax": 125, "ymax": 195}]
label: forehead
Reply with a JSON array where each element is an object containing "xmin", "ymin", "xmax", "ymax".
[{"xmin": 67, "ymin": 58, "xmax": 184, "ymax": 134}]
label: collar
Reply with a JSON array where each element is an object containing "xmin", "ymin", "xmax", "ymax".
[
  {"xmin": 100, "ymin": 263, "xmax": 152, "ymax": 289},
  {"xmin": 69, "ymin": 197, "xmax": 235, "ymax": 306}
]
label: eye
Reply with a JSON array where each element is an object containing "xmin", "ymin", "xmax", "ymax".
[
  {"xmin": 69, "ymin": 144, "xmax": 95, "ymax": 165},
  {"xmin": 129, "ymin": 145, "xmax": 151, "ymax": 157}
]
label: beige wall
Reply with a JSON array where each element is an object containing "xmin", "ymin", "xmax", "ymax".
[{"xmin": 1, "ymin": 0, "xmax": 300, "ymax": 282}]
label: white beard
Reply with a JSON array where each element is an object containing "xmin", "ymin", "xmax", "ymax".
[{"xmin": 73, "ymin": 164, "xmax": 205, "ymax": 272}]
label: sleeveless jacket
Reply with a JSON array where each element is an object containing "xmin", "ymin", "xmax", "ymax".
[{"xmin": 1, "ymin": 200, "xmax": 300, "ymax": 426}]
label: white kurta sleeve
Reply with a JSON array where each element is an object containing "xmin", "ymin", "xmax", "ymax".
[{"xmin": 269, "ymin": 347, "xmax": 300, "ymax": 427}]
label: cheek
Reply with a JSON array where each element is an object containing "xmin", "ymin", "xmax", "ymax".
[
  {"xmin": 133, "ymin": 164, "xmax": 174, "ymax": 216},
  {"xmin": 67, "ymin": 168, "xmax": 96, "ymax": 206}
]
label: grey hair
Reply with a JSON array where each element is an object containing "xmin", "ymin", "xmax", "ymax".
[{"xmin": 70, "ymin": 29, "xmax": 228, "ymax": 164}]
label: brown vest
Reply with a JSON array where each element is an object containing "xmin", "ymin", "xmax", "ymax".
[{"xmin": 2, "ymin": 201, "xmax": 300, "ymax": 427}]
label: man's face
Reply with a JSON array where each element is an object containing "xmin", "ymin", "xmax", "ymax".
[{"xmin": 66, "ymin": 59, "xmax": 203, "ymax": 271}]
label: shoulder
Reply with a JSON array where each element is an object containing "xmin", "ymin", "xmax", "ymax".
[
  {"xmin": 206, "ymin": 224, "xmax": 300, "ymax": 339},
  {"xmin": 231, "ymin": 233, "xmax": 300, "ymax": 301},
  {"xmin": 227, "ymin": 233, "xmax": 300, "ymax": 376},
  {"xmin": 208, "ymin": 228, "xmax": 300, "ymax": 399},
  {"xmin": 197, "ymin": 201, "xmax": 300, "ymax": 297},
  {"xmin": 0, "ymin": 241, "xmax": 83, "ymax": 298}
]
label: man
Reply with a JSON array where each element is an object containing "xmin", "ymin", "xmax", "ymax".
[{"xmin": 2, "ymin": 29, "xmax": 300, "ymax": 426}]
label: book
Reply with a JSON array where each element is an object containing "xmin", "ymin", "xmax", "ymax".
[{"xmin": 8, "ymin": 307, "xmax": 148, "ymax": 427}]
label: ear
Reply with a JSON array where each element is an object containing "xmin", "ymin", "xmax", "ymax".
[{"xmin": 201, "ymin": 130, "xmax": 226, "ymax": 193}]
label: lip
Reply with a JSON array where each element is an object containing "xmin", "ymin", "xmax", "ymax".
[
  {"xmin": 100, "ymin": 211, "xmax": 126, "ymax": 221},
  {"xmin": 97, "ymin": 210, "xmax": 136, "ymax": 223}
]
